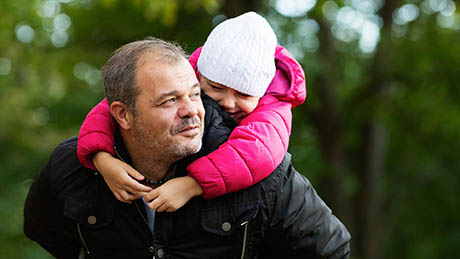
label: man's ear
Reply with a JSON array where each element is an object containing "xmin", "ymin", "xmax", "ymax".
[{"xmin": 110, "ymin": 101, "xmax": 134, "ymax": 130}]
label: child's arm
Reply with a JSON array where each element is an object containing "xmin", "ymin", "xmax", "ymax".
[
  {"xmin": 93, "ymin": 151, "xmax": 152, "ymax": 203},
  {"xmin": 78, "ymin": 99, "xmax": 197, "ymax": 209},
  {"xmin": 77, "ymin": 99, "xmax": 152, "ymax": 203},
  {"xmin": 187, "ymin": 96, "xmax": 293, "ymax": 199},
  {"xmin": 77, "ymin": 99, "xmax": 115, "ymax": 170}
]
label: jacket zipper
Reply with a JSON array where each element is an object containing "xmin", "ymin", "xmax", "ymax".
[
  {"xmin": 116, "ymin": 146, "xmax": 156, "ymax": 257},
  {"xmin": 77, "ymin": 223, "xmax": 91, "ymax": 255},
  {"xmin": 116, "ymin": 146, "xmax": 155, "ymax": 237},
  {"xmin": 134, "ymin": 194, "xmax": 157, "ymax": 258},
  {"xmin": 240, "ymin": 221, "xmax": 249, "ymax": 259},
  {"xmin": 114, "ymin": 145, "xmax": 149, "ymax": 233},
  {"xmin": 119, "ymin": 141, "xmax": 153, "ymax": 237},
  {"xmin": 134, "ymin": 201, "xmax": 153, "ymax": 234}
]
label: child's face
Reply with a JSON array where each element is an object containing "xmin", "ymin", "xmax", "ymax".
[{"xmin": 199, "ymin": 74, "xmax": 260, "ymax": 122}]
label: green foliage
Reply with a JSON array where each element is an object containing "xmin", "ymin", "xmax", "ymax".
[
  {"xmin": 1, "ymin": 0, "xmax": 459, "ymax": 258},
  {"xmin": 268, "ymin": 0, "xmax": 460, "ymax": 257},
  {"xmin": 0, "ymin": 0, "xmax": 219, "ymax": 256}
]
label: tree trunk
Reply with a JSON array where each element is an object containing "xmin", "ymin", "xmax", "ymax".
[
  {"xmin": 355, "ymin": 121, "xmax": 387, "ymax": 259},
  {"xmin": 313, "ymin": 18, "xmax": 352, "ymax": 230},
  {"xmin": 353, "ymin": 0, "xmax": 399, "ymax": 258}
]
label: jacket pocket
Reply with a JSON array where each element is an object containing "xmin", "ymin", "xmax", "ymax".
[
  {"xmin": 64, "ymin": 199, "xmax": 114, "ymax": 229},
  {"xmin": 200, "ymin": 202, "xmax": 259, "ymax": 236},
  {"xmin": 64, "ymin": 199, "xmax": 116, "ymax": 256}
]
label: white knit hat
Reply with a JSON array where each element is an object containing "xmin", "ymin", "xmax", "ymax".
[{"xmin": 197, "ymin": 12, "xmax": 277, "ymax": 97}]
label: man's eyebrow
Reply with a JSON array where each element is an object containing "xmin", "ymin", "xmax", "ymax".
[
  {"xmin": 156, "ymin": 83, "xmax": 201, "ymax": 102},
  {"xmin": 157, "ymin": 90, "xmax": 179, "ymax": 102}
]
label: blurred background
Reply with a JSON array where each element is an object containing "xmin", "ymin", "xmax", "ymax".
[{"xmin": 1, "ymin": 0, "xmax": 459, "ymax": 258}]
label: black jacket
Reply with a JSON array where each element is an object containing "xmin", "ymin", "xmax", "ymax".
[{"xmin": 24, "ymin": 95, "xmax": 350, "ymax": 259}]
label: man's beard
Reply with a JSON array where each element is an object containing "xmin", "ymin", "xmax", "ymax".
[{"xmin": 132, "ymin": 117, "xmax": 203, "ymax": 167}]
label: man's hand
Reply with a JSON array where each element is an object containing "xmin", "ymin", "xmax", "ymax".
[
  {"xmin": 144, "ymin": 176, "xmax": 203, "ymax": 212},
  {"xmin": 93, "ymin": 151, "xmax": 152, "ymax": 203}
]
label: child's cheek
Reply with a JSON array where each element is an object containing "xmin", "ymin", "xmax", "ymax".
[{"xmin": 241, "ymin": 101, "xmax": 257, "ymax": 115}]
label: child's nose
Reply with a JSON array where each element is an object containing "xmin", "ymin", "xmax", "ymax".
[{"xmin": 219, "ymin": 97, "xmax": 236, "ymax": 110}]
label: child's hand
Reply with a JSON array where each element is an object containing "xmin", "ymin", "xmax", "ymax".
[
  {"xmin": 93, "ymin": 151, "xmax": 152, "ymax": 203},
  {"xmin": 144, "ymin": 176, "xmax": 203, "ymax": 212}
]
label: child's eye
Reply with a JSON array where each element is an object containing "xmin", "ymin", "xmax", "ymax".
[
  {"xmin": 211, "ymin": 85, "xmax": 224, "ymax": 91},
  {"xmin": 238, "ymin": 92, "xmax": 252, "ymax": 98}
]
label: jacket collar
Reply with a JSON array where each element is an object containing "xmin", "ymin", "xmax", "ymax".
[{"xmin": 113, "ymin": 127, "xmax": 133, "ymax": 165}]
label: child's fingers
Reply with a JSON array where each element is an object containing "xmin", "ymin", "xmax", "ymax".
[
  {"xmin": 108, "ymin": 185, "xmax": 130, "ymax": 203},
  {"xmin": 166, "ymin": 206, "xmax": 178, "ymax": 213},
  {"xmin": 114, "ymin": 192, "xmax": 131, "ymax": 204},
  {"xmin": 156, "ymin": 203, "xmax": 169, "ymax": 212},
  {"xmin": 124, "ymin": 165, "xmax": 144, "ymax": 181},
  {"xmin": 127, "ymin": 191, "xmax": 146, "ymax": 201},
  {"xmin": 147, "ymin": 197, "xmax": 163, "ymax": 211},
  {"xmin": 143, "ymin": 189, "xmax": 159, "ymax": 203},
  {"xmin": 164, "ymin": 203, "xmax": 180, "ymax": 212},
  {"xmin": 124, "ymin": 180, "xmax": 152, "ymax": 193},
  {"xmin": 119, "ymin": 191, "xmax": 139, "ymax": 203},
  {"xmin": 113, "ymin": 192, "xmax": 125, "ymax": 203},
  {"xmin": 124, "ymin": 186, "xmax": 150, "ymax": 198}
]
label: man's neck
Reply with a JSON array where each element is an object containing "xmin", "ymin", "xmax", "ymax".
[{"xmin": 131, "ymin": 155, "xmax": 174, "ymax": 182}]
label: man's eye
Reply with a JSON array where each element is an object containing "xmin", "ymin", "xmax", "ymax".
[{"xmin": 162, "ymin": 97, "xmax": 176, "ymax": 105}]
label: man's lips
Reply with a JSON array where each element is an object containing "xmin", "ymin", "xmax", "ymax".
[
  {"xmin": 171, "ymin": 117, "xmax": 202, "ymax": 136},
  {"xmin": 176, "ymin": 125, "xmax": 200, "ymax": 136}
]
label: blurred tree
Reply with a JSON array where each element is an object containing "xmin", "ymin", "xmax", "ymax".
[
  {"xmin": 0, "ymin": 0, "xmax": 220, "ymax": 257},
  {"xmin": 266, "ymin": 0, "xmax": 460, "ymax": 258}
]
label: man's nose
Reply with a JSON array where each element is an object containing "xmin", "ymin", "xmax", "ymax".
[{"xmin": 178, "ymin": 98, "xmax": 199, "ymax": 118}]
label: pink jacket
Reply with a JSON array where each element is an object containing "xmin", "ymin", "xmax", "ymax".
[{"xmin": 77, "ymin": 45, "xmax": 306, "ymax": 199}]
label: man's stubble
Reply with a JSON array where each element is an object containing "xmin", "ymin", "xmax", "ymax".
[{"xmin": 131, "ymin": 116, "xmax": 203, "ymax": 178}]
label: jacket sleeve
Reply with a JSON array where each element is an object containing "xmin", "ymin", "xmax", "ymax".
[
  {"xmin": 267, "ymin": 162, "xmax": 351, "ymax": 258},
  {"xmin": 24, "ymin": 153, "xmax": 81, "ymax": 258},
  {"xmin": 77, "ymin": 98, "xmax": 116, "ymax": 170},
  {"xmin": 187, "ymin": 95, "xmax": 292, "ymax": 199}
]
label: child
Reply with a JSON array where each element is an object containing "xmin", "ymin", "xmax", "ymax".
[{"xmin": 77, "ymin": 12, "xmax": 306, "ymax": 211}]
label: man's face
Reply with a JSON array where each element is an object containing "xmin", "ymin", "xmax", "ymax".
[{"xmin": 132, "ymin": 57, "xmax": 205, "ymax": 163}]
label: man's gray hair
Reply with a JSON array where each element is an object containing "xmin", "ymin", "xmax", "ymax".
[{"xmin": 102, "ymin": 37, "xmax": 187, "ymax": 115}]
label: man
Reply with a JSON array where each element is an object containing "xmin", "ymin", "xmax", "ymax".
[{"xmin": 24, "ymin": 38, "xmax": 350, "ymax": 258}]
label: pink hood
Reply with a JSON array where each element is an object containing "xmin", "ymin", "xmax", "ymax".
[{"xmin": 188, "ymin": 45, "xmax": 306, "ymax": 107}]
